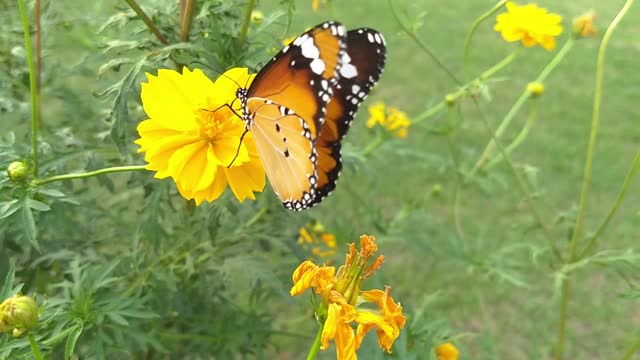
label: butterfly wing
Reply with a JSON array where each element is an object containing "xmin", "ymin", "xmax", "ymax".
[
  {"xmin": 313, "ymin": 28, "xmax": 387, "ymax": 202},
  {"xmin": 243, "ymin": 21, "xmax": 347, "ymax": 210}
]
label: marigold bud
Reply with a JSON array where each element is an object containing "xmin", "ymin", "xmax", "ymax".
[
  {"xmin": 573, "ymin": 11, "xmax": 597, "ymax": 38},
  {"xmin": 526, "ymin": 82, "xmax": 544, "ymax": 97},
  {"xmin": 0, "ymin": 295, "xmax": 39, "ymax": 337},
  {"xmin": 7, "ymin": 161, "xmax": 29, "ymax": 182},
  {"xmin": 435, "ymin": 342, "xmax": 459, "ymax": 360}
]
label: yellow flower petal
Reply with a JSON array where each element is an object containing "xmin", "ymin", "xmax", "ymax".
[{"xmin": 494, "ymin": 2, "xmax": 563, "ymax": 51}]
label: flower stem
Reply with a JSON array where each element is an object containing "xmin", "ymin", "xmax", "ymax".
[
  {"xmin": 237, "ymin": 0, "xmax": 256, "ymax": 46},
  {"xmin": 28, "ymin": 333, "xmax": 42, "ymax": 360},
  {"xmin": 123, "ymin": 0, "xmax": 170, "ymax": 45},
  {"xmin": 33, "ymin": 165, "xmax": 147, "ymax": 186},
  {"xmin": 462, "ymin": 0, "xmax": 508, "ymax": 79},
  {"xmin": 554, "ymin": 2, "xmax": 634, "ymax": 359},
  {"xmin": 445, "ymin": 106, "xmax": 465, "ymax": 238},
  {"xmin": 179, "ymin": 0, "xmax": 195, "ymax": 42},
  {"xmin": 18, "ymin": 0, "xmax": 40, "ymax": 177},
  {"xmin": 387, "ymin": 0, "xmax": 461, "ymax": 85},
  {"xmin": 413, "ymin": 52, "xmax": 516, "ymax": 125},
  {"xmin": 579, "ymin": 148, "xmax": 640, "ymax": 258},
  {"xmin": 471, "ymin": 38, "xmax": 574, "ymax": 176},
  {"xmin": 484, "ymin": 99, "xmax": 537, "ymax": 170},
  {"xmin": 305, "ymin": 324, "xmax": 324, "ymax": 360}
]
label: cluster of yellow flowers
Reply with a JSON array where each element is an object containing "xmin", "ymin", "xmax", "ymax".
[
  {"xmin": 297, "ymin": 221, "xmax": 338, "ymax": 263},
  {"xmin": 367, "ymin": 102, "xmax": 411, "ymax": 138}
]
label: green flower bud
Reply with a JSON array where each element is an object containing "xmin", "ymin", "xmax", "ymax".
[
  {"xmin": 250, "ymin": 10, "xmax": 264, "ymax": 24},
  {"xmin": 431, "ymin": 183, "xmax": 443, "ymax": 196},
  {"xmin": 0, "ymin": 295, "xmax": 39, "ymax": 337},
  {"xmin": 445, "ymin": 94, "xmax": 457, "ymax": 106},
  {"xmin": 7, "ymin": 161, "xmax": 29, "ymax": 182}
]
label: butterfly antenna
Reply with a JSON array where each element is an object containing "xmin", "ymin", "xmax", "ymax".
[
  {"xmin": 227, "ymin": 128, "xmax": 249, "ymax": 168},
  {"xmin": 187, "ymin": 60, "xmax": 244, "ymax": 89}
]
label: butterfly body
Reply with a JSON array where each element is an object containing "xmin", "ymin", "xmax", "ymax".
[{"xmin": 236, "ymin": 21, "xmax": 386, "ymax": 210}]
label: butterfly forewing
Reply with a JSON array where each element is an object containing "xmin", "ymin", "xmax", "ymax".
[
  {"xmin": 240, "ymin": 21, "xmax": 347, "ymax": 210},
  {"xmin": 313, "ymin": 28, "xmax": 387, "ymax": 203}
]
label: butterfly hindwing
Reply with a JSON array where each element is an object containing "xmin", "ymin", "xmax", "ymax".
[
  {"xmin": 239, "ymin": 21, "xmax": 347, "ymax": 210},
  {"xmin": 313, "ymin": 28, "xmax": 387, "ymax": 203}
]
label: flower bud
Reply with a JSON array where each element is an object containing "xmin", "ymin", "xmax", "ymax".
[
  {"xmin": 0, "ymin": 295, "xmax": 39, "ymax": 337},
  {"xmin": 526, "ymin": 82, "xmax": 544, "ymax": 97},
  {"xmin": 250, "ymin": 10, "xmax": 264, "ymax": 25},
  {"xmin": 445, "ymin": 94, "xmax": 457, "ymax": 106},
  {"xmin": 7, "ymin": 161, "xmax": 29, "ymax": 182},
  {"xmin": 431, "ymin": 183, "xmax": 443, "ymax": 196},
  {"xmin": 573, "ymin": 11, "xmax": 597, "ymax": 38},
  {"xmin": 435, "ymin": 342, "xmax": 459, "ymax": 360}
]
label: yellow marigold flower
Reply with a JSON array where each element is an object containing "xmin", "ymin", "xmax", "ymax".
[
  {"xmin": 494, "ymin": 2, "xmax": 563, "ymax": 51},
  {"xmin": 291, "ymin": 235, "xmax": 405, "ymax": 360},
  {"xmin": 297, "ymin": 221, "xmax": 338, "ymax": 263},
  {"xmin": 367, "ymin": 102, "xmax": 411, "ymax": 138},
  {"xmin": 573, "ymin": 10, "xmax": 597, "ymax": 38},
  {"xmin": 136, "ymin": 68, "xmax": 266, "ymax": 205},
  {"xmin": 435, "ymin": 342, "xmax": 459, "ymax": 360}
]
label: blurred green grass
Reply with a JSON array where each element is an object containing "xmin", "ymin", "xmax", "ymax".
[{"xmin": 2, "ymin": 0, "xmax": 639, "ymax": 358}]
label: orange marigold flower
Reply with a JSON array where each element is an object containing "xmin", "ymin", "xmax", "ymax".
[
  {"xmin": 291, "ymin": 235, "xmax": 405, "ymax": 360},
  {"xmin": 136, "ymin": 68, "xmax": 266, "ymax": 205},
  {"xmin": 494, "ymin": 2, "xmax": 563, "ymax": 51},
  {"xmin": 573, "ymin": 10, "xmax": 598, "ymax": 38}
]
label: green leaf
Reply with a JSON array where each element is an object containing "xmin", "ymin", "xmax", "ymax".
[
  {"xmin": 21, "ymin": 198, "xmax": 39, "ymax": 251},
  {"xmin": 37, "ymin": 188, "xmax": 66, "ymax": 198},
  {"xmin": 0, "ymin": 262, "xmax": 15, "ymax": 300},
  {"xmin": 26, "ymin": 198, "xmax": 51, "ymax": 212},
  {"xmin": 109, "ymin": 59, "xmax": 145, "ymax": 157},
  {"xmin": 64, "ymin": 319, "xmax": 84, "ymax": 360},
  {"xmin": 0, "ymin": 199, "xmax": 21, "ymax": 219}
]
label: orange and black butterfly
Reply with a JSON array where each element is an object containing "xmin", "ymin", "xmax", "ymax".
[{"xmin": 236, "ymin": 21, "xmax": 386, "ymax": 210}]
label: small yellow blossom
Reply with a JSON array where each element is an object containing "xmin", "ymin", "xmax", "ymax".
[
  {"xmin": 297, "ymin": 221, "xmax": 338, "ymax": 263},
  {"xmin": 435, "ymin": 342, "xmax": 459, "ymax": 360},
  {"xmin": 526, "ymin": 81, "xmax": 544, "ymax": 97},
  {"xmin": 573, "ymin": 11, "xmax": 598, "ymax": 38},
  {"xmin": 0, "ymin": 295, "xmax": 38, "ymax": 337},
  {"xmin": 136, "ymin": 67, "xmax": 266, "ymax": 205},
  {"xmin": 250, "ymin": 10, "xmax": 264, "ymax": 24},
  {"xmin": 291, "ymin": 235, "xmax": 405, "ymax": 360},
  {"xmin": 367, "ymin": 102, "xmax": 411, "ymax": 138},
  {"xmin": 494, "ymin": 2, "xmax": 563, "ymax": 51}
]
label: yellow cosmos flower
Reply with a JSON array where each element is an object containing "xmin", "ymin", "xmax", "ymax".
[
  {"xmin": 494, "ymin": 2, "xmax": 563, "ymax": 51},
  {"xmin": 291, "ymin": 235, "xmax": 405, "ymax": 360},
  {"xmin": 297, "ymin": 221, "xmax": 338, "ymax": 263},
  {"xmin": 367, "ymin": 102, "xmax": 411, "ymax": 138},
  {"xmin": 136, "ymin": 67, "xmax": 266, "ymax": 205},
  {"xmin": 435, "ymin": 342, "xmax": 459, "ymax": 360}
]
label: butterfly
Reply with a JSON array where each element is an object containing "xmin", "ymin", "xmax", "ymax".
[{"xmin": 236, "ymin": 21, "xmax": 386, "ymax": 211}]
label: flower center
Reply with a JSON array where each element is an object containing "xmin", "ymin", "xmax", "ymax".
[{"xmin": 196, "ymin": 107, "xmax": 234, "ymax": 143}]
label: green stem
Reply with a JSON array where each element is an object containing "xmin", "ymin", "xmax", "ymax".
[
  {"xmin": 388, "ymin": 0, "xmax": 461, "ymax": 85},
  {"xmin": 471, "ymin": 38, "xmax": 574, "ymax": 176},
  {"xmin": 554, "ymin": 2, "xmax": 634, "ymax": 359},
  {"xmin": 18, "ymin": 0, "xmax": 39, "ymax": 177},
  {"xmin": 621, "ymin": 334, "xmax": 640, "ymax": 360},
  {"xmin": 237, "ymin": 0, "xmax": 256, "ymax": 46},
  {"xmin": 472, "ymin": 97, "xmax": 560, "ymax": 260},
  {"xmin": 361, "ymin": 132, "xmax": 385, "ymax": 157},
  {"xmin": 305, "ymin": 323, "xmax": 324, "ymax": 360},
  {"xmin": 485, "ymin": 100, "xmax": 538, "ymax": 170},
  {"xmin": 579, "ymin": 148, "xmax": 640, "ymax": 258},
  {"xmin": 413, "ymin": 52, "xmax": 516, "ymax": 125},
  {"xmin": 445, "ymin": 106, "xmax": 465, "ymax": 238},
  {"xmin": 28, "ymin": 333, "xmax": 42, "ymax": 360},
  {"xmin": 462, "ymin": 0, "xmax": 508, "ymax": 79},
  {"xmin": 123, "ymin": 0, "xmax": 170, "ymax": 45},
  {"xmin": 33, "ymin": 165, "xmax": 147, "ymax": 186}
]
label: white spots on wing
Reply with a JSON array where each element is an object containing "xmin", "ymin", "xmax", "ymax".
[
  {"xmin": 337, "ymin": 25, "xmax": 345, "ymax": 36},
  {"xmin": 352, "ymin": 84, "xmax": 360, "ymax": 94},
  {"xmin": 322, "ymin": 93, "xmax": 330, "ymax": 102},
  {"xmin": 310, "ymin": 58, "xmax": 326, "ymax": 75},
  {"xmin": 300, "ymin": 36, "xmax": 320, "ymax": 59},
  {"xmin": 282, "ymin": 45, "xmax": 289, "ymax": 53},
  {"xmin": 291, "ymin": 60, "xmax": 296, "ymax": 66},
  {"xmin": 293, "ymin": 34, "xmax": 308, "ymax": 46},
  {"xmin": 374, "ymin": 33, "xmax": 382, "ymax": 44},
  {"xmin": 321, "ymin": 79, "xmax": 328, "ymax": 90},
  {"xmin": 367, "ymin": 32, "xmax": 375, "ymax": 43},
  {"xmin": 350, "ymin": 97, "xmax": 359, "ymax": 105},
  {"xmin": 340, "ymin": 63, "xmax": 358, "ymax": 79}
]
